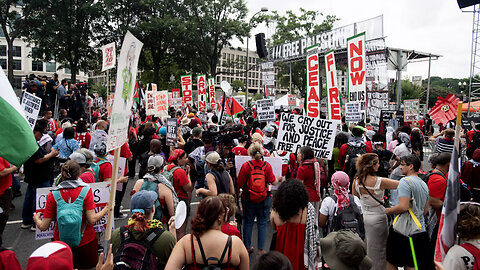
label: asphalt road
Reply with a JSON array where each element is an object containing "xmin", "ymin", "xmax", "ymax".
[{"xmin": 3, "ymin": 171, "xmax": 271, "ymax": 268}]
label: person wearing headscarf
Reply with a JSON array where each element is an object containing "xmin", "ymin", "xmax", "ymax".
[{"xmin": 352, "ymin": 153, "xmax": 399, "ymax": 270}]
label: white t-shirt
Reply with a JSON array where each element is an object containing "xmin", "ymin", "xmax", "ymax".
[
  {"xmin": 443, "ymin": 239, "xmax": 480, "ymax": 270},
  {"xmin": 319, "ymin": 195, "xmax": 363, "ymax": 217},
  {"xmin": 391, "ymin": 143, "xmax": 411, "ymax": 177}
]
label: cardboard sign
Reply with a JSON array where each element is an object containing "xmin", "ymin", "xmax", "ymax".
[
  {"xmin": 325, "ymin": 50, "xmax": 341, "ymax": 120},
  {"xmin": 404, "ymin": 99, "xmax": 420, "ymax": 122},
  {"xmin": 261, "ymin": 62, "xmax": 276, "ymax": 97},
  {"xmin": 101, "ymin": 42, "xmax": 116, "ymax": 72},
  {"xmin": 306, "ymin": 45, "xmax": 320, "ymax": 118},
  {"xmin": 288, "ymin": 95, "xmax": 296, "ymax": 107},
  {"xmin": 208, "ymin": 78, "xmax": 216, "ymax": 109},
  {"xmin": 154, "ymin": 91, "xmax": 168, "ymax": 117},
  {"xmin": 345, "ymin": 102, "xmax": 362, "ymax": 122},
  {"xmin": 181, "ymin": 75, "xmax": 193, "ymax": 106},
  {"xmin": 21, "ymin": 91, "xmax": 42, "ymax": 129},
  {"xmin": 235, "ymin": 156, "xmax": 283, "ymax": 178},
  {"xmin": 276, "ymin": 113, "xmax": 339, "ymax": 159},
  {"xmin": 107, "ymin": 31, "xmax": 143, "ymax": 151},
  {"xmin": 366, "ymin": 91, "xmax": 389, "ymax": 130},
  {"xmin": 166, "ymin": 118, "xmax": 177, "ymax": 146},
  {"xmin": 35, "ymin": 182, "xmax": 111, "ymax": 239},
  {"xmin": 256, "ymin": 98, "xmax": 275, "ymax": 122},
  {"xmin": 197, "ymin": 75, "xmax": 207, "ymax": 110},
  {"xmin": 145, "ymin": 91, "xmax": 155, "ymax": 116},
  {"xmin": 151, "ymin": 83, "xmax": 157, "ymax": 91},
  {"xmin": 347, "ymin": 33, "xmax": 366, "ymax": 109}
]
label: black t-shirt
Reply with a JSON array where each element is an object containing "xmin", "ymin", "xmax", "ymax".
[
  {"xmin": 46, "ymin": 79, "xmax": 58, "ymax": 96},
  {"xmin": 23, "ymin": 147, "xmax": 52, "ymax": 184},
  {"xmin": 184, "ymin": 138, "xmax": 204, "ymax": 155}
]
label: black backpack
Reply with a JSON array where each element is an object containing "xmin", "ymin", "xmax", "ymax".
[
  {"xmin": 327, "ymin": 195, "xmax": 365, "ymax": 239},
  {"xmin": 467, "ymin": 131, "xmax": 480, "ymax": 159},
  {"xmin": 374, "ymin": 150, "xmax": 393, "ymax": 178},
  {"xmin": 345, "ymin": 144, "xmax": 367, "ymax": 179},
  {"xmin": 113, "ymin": 226, "xmax": 165, "ymax": 270}
]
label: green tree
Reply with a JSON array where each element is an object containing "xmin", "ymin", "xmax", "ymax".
[
  {"xmin": 23, "ymin": 0, "xmax": 102, "ymax": 83},
  {"xmin": 183, "ymin": 0, "xmax": 249, "ymax": 77},
  {"xmin": 256, "ymin": 9, "xmax": 338, "ymax": 97},
  {"xmin": 231, "ymin": 79, "xmax": 245, "ymax": 92},
  {"xmin": 0, "ymin": 1, "xmax": 32, "ymax": 82}
]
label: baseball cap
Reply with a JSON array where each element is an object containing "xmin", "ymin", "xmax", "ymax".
[
  {"xmin": 320, "ymin": 230, "xmax": 372, "ymax": 270},
  {"xmin": 130, "ymin": 190, "xmax": 157, "ymax": 214},
  {"xmin": 191, "ymin": 127, "xmax": 203, "ymax": 136},
  {"xmin": 147, "ymin": 155, "xmax": 164, "ymax": 170},
  {"xmin": 69, "ymin": 152, "xmax": 87, "ymax": 165},
  {"xmin": 26, "ymin": 241, "xmax": 73, "ymax": 270},
  {"xmin": 205, "ymin": 151, "xmax": 221, "ymax": 165}
]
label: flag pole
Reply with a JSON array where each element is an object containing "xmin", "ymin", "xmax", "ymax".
[
  {"xmin": 455, "ymin": 102, "xmax": 463, "ymax": 152},
  {"xmin": 103, "ymin": 147, "xmax": 120, "ymax": 259},
  {"xmin": 106, "ymin": 69, "xmax": 110, "ymax": 105}
]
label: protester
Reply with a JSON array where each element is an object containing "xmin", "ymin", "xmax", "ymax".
[
  {"xmin": 352, "ymin": 153, "xmax": 399, "ymax": 270},
  {"xmin": 461, "ymin": 148, "xmax": 480, "ymax": 202},
  {"xmin": 320, "ymin": 230, "xmax": 373, "ymax": 270},
  {"xmin": 430, "ymin": 128, "xmax": 456, "ymax": 154},
  {"xmin": 271, "ymin": 179, "xmax": 318, "ymax": 270},
  {"xmin": 219, "ymin": 193, "xmax": 241, "ymax": 238},
  {"xmin": 74, "ymin": 119, "xmax": 91, "ymax": 149},
  {"xmin": 110, "ymin": 190, "xmax": 176, "ymax": 269},
  {"xmin": 52, "ymin": 127, "xmax": 79, "ymax": 160},
  {"xmin": 33, "ymin": 160, "xmax": 110, "ymax": 269},
  {"xmin": 237, "ymin": 142, "xmax": 279, "ymax": 255},
  {"xmin": 195, "ymin": 151, "xmax": 234, "ymax": 197},
  {"xmin": 388, "ymin": 127, "xmax": 413, "ymax": 206},
  {"xmin": 338, "ymin": 126, "xmax": 372, "ymax": 179},
  {"xmin": 252, "ymin": 251, "xmax": 293, "ymax": 270},
  {"xmin": 138, "ymin": 139, "xmax": 165, "ymax": 179},
  {"xmin": 385, "ymin": 154, "xmax": 431, "ymax": 270},
  {"xmin": 296, "ymin": 146, "xmax": 322, "ymax": 212},
  {"xmin": 164, "ymin": 196, "xmax": 249, "ymax": 270},
  {"xmin": 88, "ymin": 120, "xmax": 108, "ymax": 151},
  {"xmin": 0, "ymin": 157, "xmax": 17, "ymax": 246},
  {"xmin": 68, "ymin": 149, "xmax": 94, "ymax": 184}
]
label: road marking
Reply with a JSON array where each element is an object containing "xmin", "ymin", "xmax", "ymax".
[{"xmin": 7, "ymin": 201, "xmax": 200, "ymax": 225}]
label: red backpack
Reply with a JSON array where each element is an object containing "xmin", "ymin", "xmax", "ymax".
[{"xmin": 246, "ymin": 161, "xmax": 268, "ymax": 203}]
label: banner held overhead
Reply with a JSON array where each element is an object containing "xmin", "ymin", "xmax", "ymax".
[
  {"xmin": 306, "ymin": 44, "xmax": 320, "ymax": 118},
  {"xmin": 347, "ymin": 32, "xmax": 366, "ymax": 110},
  {"xmin": 325, "ymin": 50, "xmax": 341, "ymax": 120},
  {"xmin": 197, "ymin": 75, "xmax": 207, "ymax": 110},
  {"xmin": 208, "ymin": 78, "xmax": 216, "ymax": 110},
  {"xmin": 181, "ymin": 75, "xmax": 193, "ymax": 106}
]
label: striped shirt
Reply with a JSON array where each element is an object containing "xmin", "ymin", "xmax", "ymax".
[{"xmin": 434, "ymin": 137, "xmax": 455, "ymax": 153}]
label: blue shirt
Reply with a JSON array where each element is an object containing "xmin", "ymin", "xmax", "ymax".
[
  {"xmin": 57, "ymin": 85, "xmax": 67, "ymax": 99},
  {"xmin": 53, "ymin": 138, "xmax": 79, "ymax": 159},
  {"xmin": 397, "ymin": 175, "xmax": 429, "ymax": 230}
]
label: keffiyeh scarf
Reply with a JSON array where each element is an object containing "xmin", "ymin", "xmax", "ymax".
[
  {"xmin": 304, "ymin": 202, "xmax": 320, "ymax": 270},
  {"xmin": 302, "ymin": 159, "xmax": 322, "ymax": 199},
  {"xmin": 143, "ymin": 173, "xmax": 179, "ymax": 210},
  {"xmin": 332, "ymin": 180, "xmax": 350, "ymax": 209},
  {"xmin": 55, "ymin": 179, "xmax": 89, "ymax": 189},
  {"xmin": 398, "ymin": 132, "xmax": 412, "ymax": 149}
]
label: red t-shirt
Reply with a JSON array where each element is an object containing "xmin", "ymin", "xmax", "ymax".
[
  {"xmin": 75, "ymin": 132, "xmax": 91, "ymax": 149},
  {"xmin": 0, "ymin": 157, "xmax": 12, "ymax": 196},
  {"xmin": 95, "ymin": 158, "xmax": 112, "ymax": 181},
  {"xmin": 47, "ymin": 118, "xmax": 58, "ymax": 132},
  {"xmin": 79, "ymin": 170, "xmax": 95, "ymax": 184},
  {"xmin": 221, "ymin": 223, "xmax": 241, "ymax": 239},
  {"xmin": 43, "ymin": 187, "xmax": 97, "ymax": 246},
  {"xmin": 166, "ymin": 164, "xmax": 189, "ymax": 199},
  {"xmin": 275, "ymin": 152, "xmax": 297, "ymax": 177},
  {"xmin": 237, "ymin": 160, "xmax": 276, "ymax": 199},
  {"xmin": 109, "ymin": 143, "xmax": 132, "ymax": 176},
  {"xmin": 55, "ymin": 128, "xmax": 63, "ymax": 139},
  {"xmin": 427, "ymin": 169, "xmax": 448, "ymax": 221},
  {"xmin": 296, "ymin": 165, "xmax": 320, "ymax": 202},
  {"xmin": 232, "ymin": 146, "xmax": 248, "ymax": 156}
]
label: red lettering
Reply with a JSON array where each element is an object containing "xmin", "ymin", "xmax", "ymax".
[
  {"xmin": 198, "ymin": 101, "xmax": 206, "ymax": 109},
  {"xmin": 350, "ymin": 56, "xmax": 363, "ymax": 72},
  {"xmin": 329, "ymin": 71, "xmax": 336, "ymax": 87},
  {"xmin": 330, "ymin": 104, "xmax": 341, "ymax": 120},
  {"xmin": 308, "ymin": 71, "xmax": 318, "ymax": 86},
  {"xmin": 326, "ymin": 53, "xmax": 334, "ymax": 71},
  {"xmin": 307, "ymin": 103, "xmax": 319, "ymax": 117},
  {"xmin": 307, "ymin": 87, "xmax": 319, "ymax": 102},
  {"xmin": 349, "ymin": 71, "xmax": 365, "ymax": 85},
  {"xmin": 198, "ymin": 88, "xmax": 206, "ymax": 95},
  {"xmin": 329, "ymin": 87, "xmax": 340, "ymax": 103},
  {"xmin": 308, "ymin": 55, "xmax": 318, "ymax": 70},
  {"xmin": 349, "ymin": 40, "xmax": 363, "ymax": 58}
]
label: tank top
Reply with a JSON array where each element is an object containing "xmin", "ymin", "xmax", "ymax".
[
  {"xmin": 186, "ymin": 234, "xmax": 236, "ymax": 270},
  {"xmin": 274, "ymin": 209, "xmax": 307, "ymax": 270},
  {"xmin": 355, "ymin": 177, "xmax": 386, "ymax": 214}
]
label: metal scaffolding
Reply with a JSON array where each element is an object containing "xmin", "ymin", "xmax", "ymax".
[{"xmin": 467, "ymin": 4, "xmax": 480, "ymax": 115}]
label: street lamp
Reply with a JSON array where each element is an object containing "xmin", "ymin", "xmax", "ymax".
[{"xmin": 245, "ymin": 7, "xmax": 268, "ymax": 107}]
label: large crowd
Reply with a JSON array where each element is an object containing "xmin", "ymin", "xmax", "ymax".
[{"xmin": 1, "ymin": 83, "xmax": 480, "ymax": 270}]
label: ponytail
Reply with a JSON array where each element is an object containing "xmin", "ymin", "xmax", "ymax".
[{"xmin": 248, "ymin": 142, "xmax": 264, "ymax": 161}]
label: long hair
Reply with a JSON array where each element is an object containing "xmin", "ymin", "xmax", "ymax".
[
  {"xmin": 354, "ymin": 153, "xmax": 379, "ymax": 184},
  {"xmin": 248, "ymin": 142, "xmax": 263, "ymax": 161},
  {"xmin": 60, "ymin": 160, "xmax": 81, "ymax": 181},
  {"xmin": 191, "ymin": 196, "xmax": 226, "ymax": 237}
]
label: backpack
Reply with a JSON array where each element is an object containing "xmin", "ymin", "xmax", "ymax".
[
  {"xmin": 91, "ymin": 158, "xmax": 109, "ymax": 182},
  {"xmin": 345, "ymin": 144, "xmax": 367, "ymax": 178},
  {"xmin": 0, "ymin": 248, "xmax": 22, "ymax": 270},
  {"xmin": 245, "ymin": 161, "xmax": 268, "ymax": 203},
  {"xmin": 191, "ymin": 234, "xmax": 232, "ymax": 270},
  {"xmin": 52, "ymin": 186, "xmax": 90, "ymax": 248},
  {"xmin": 327, "ymin": 195, "xmax": 365, "ymax": 239},
  {"xmin": 160, "ymin": 166, "xmax": 182, "ymax": 184},
  {"xmin": 374, "ymin": 150, "xmax": 393, "ymax": 178},
  {"xmin": 139, "ymin": 180, "xmax": 164, "ymax": 221},
  {"xmin": 113, "ymin": 226, "xmax": 164, "ymax": 270},
  {"xmin": 459, "ymin": 243, "xmax": 480, "ymax": 270}
]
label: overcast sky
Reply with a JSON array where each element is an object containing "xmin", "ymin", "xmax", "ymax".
[{"xmin": 235, "ymin": 0, "xmax": 473, "ymax": 81}]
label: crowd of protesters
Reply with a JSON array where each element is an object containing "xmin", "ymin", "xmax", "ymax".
[{"xmin": 2, "ymin": 90, "xmax": 480, "ymax": 270}]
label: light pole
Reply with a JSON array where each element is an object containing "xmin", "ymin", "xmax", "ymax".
[{"xmin": 245, "ymin": 7, "xmax": 268, "ymax": 108}]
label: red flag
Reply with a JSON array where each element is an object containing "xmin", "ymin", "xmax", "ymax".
[
  {"xmin": 428, "ymin": 94, "xmax": 460, "ymax": 125},
  {"xmin": 226, "ymin": 97, "xmax": 245, "ymax": 116}
]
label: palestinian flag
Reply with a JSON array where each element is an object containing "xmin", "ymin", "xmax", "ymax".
[
  {"xmin": 0, "ymin": 67, "xmax": 39, "ymax": 166},
  {"xmin": 226, "ymin": 96, "xmax": 245, "ymax": 116},
  {"xmin": 133, "ymin": 81, "xmax": 141, "ymax": 104}
]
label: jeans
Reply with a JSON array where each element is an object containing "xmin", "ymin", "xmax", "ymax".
[
  {"xmin": 22, "ymin": 181, "xmax": 50, "ymax": 225},
  {"xmin": 242, "ymin": 196, "xmax": 272, "ymax": 250},
  {"xmin": 11, "ymin": 174, "xmax": 21, "ymax": 195},
  {"xmin": 0, "ymin": 189, "xmax": 13, "ymax": 246}
]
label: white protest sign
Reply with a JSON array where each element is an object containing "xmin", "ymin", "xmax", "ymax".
[
  {"xmin": 256, "ymin": 98, "xmax": 275, "ymax": 122},
  {"xmin": 181, "ymin": 75, "xmax": 193, "ymax": 105},
  {"xmin": 276, "ymin": 113, "xmax": 339, "ymax": 159},
  {"xmin": 35, "ymin": 182, "xmax": 111, "ymax": 240},
  {"xmin": 306, "ymin": 45, "xmax": 321, "ymax": 118},
  {"xmin": 345, "ymin": 102, "xmax": 362, "ymax": 122},
  {"xmin": 151, "ymin": 83, "xmax": 157, "ymax": 91},
  {"xmin": 404, "ymin": 99, "xmax": 420, "ymax": 122},
  {"xmin": 101, "ymin": 42, "xmax": 116, "ymax": 72},
  {"xmin": 154, "ymin": 90, "xmax": 168, "ymax": 117},
  {"xmin": 347, "ymin": 33, "xmax": 366, "ymax": 109},
  {"xmin": 106, "ymin": 154, "xmax": 126, "ymax": 191},
  {"xmin": 208, "ymin": 78, "xmax": 216, "ymax": 110},
  {"xmin": 325, "ymin": 50, "xmax": 341, "ymax": 120},
  {"xmin": 21, "ymin": 91, "xmax": 42, "ymax": 129},
  {"xmin": 197, "ymin": 75, "xmax": 207, "ymax": 111},
  {"xmin": 172, "ymin": 97, "xmax": 183, "ymax": 109},
  {"xmin": 145, "ymin": 91, "xmax": 155, "ymax": 116},
  {"xmin": 107, "ymin": 31, "xmax": 143, "ymax": 151},
  {"xmin": 235, "ymin": 156, "xmax": 283, "ymax": 178}
]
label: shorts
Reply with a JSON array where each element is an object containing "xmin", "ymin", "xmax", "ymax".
[
  {"xmin": 71, "ymin": 238, "xmax": 98, "ymax": 269},
  {"xmin": 386, "ymin": 227, "xmax": 433, "ymax": 269}
]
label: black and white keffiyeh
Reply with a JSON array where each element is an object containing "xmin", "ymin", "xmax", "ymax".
[
  {"xmin": 144, "ymin": 173, "xmax": 179, "ymax": 210},
  {"xmin": 55, "ymin": 179, "xmax": 89, "ymax": 189},
  {"xmin": 304, "ymin": 202, "xmax": 320, "ymax": 270}
]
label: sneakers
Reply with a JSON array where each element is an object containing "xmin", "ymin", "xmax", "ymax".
[
  {"xmin": 114, "ymin": 213, "xmax": 128, "ymax": 220},
  {"xmin": 20, "ymin": 223, "xmax": 32, "ymax": 229},
  {"xmin": 30, "ymin": 226, "xmax": 36, "ymax": 232}
]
